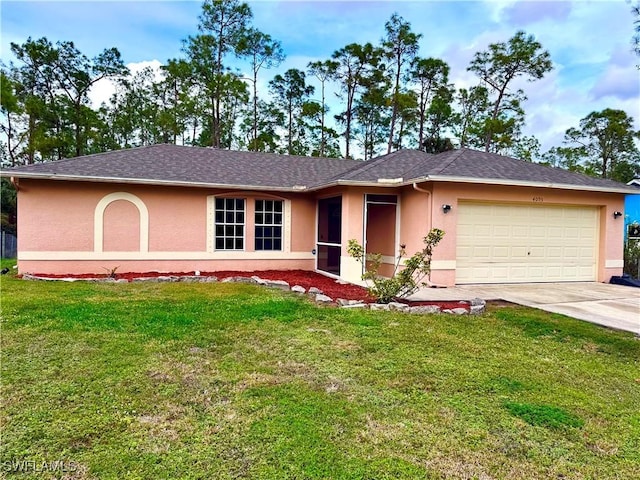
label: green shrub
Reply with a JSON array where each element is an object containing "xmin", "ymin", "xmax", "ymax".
[
  {"xmin": 347, "ymin": 228, "xmax": 445, "ymax": 303},
  {"xmin": 623, "ymin": 238, "xmax": 640, "ymax": 279}
]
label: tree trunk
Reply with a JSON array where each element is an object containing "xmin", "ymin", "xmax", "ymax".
[
  {"xmin": 253, "ymin": 69, "xmax": 258, "ymax": 150},
  {"xmin": 485, "ymin": 87, "xmax": 505, "ymax": 152},
  {"xmin": 387, "ymin": 57, "xmax": 402, "ymax": 154},
  {"xmin": 320, "ymin": 81, "xmax": 325, "ymax": 157}
]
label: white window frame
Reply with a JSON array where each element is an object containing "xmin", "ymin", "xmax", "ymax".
[
  {"xmin": 255, "ymin": 199, "xmax": 284, "ymax": 251},
  {"xmin": 213, "ymin": 197, "xmax": 246, "ymax": 251}
]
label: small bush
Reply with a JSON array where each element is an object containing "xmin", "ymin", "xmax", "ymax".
[
  {"xmin": 347, "ymin": 228, "xmax": 445, "ymax": 303},
  {"xmin": 623, "ymin": 238, "xmax": 640, "ymax": 279}
]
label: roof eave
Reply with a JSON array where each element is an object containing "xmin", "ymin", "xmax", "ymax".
[
  {"xmin": 4, "ymin": 171, "xmax": 634, "ymax": 195},
  {"xmin": 420, "ymin": 175, "xmax": 635, "ymax": 194},
  {"xmin": 307, "ymin": 179, "xmax": 411, "ymax": 191},
  {"xmin": 2, "ymin": 172, "xmax": 305, "ymax": 192}
]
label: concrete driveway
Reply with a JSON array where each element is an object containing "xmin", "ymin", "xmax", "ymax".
[{"xmin": 409, "ymin": 282, "xmax": 640, "ymax": 334}]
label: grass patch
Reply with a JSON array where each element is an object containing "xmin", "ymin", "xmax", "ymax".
[
  {"xmin": 504, "ymin": 402, "xmax": 585, "ymax": 429},
  {"xmin": 1, "ymin": 275, "xmax": 639, "ymax": 479}
]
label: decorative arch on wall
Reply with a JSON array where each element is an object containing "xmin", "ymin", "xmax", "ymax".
[{"xmin": 94, "ymin": 192, "xmax": 149, "ymax": 253}]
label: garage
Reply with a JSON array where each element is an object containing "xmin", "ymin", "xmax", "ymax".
[{"xmin": 456, "ymin": 202, "xmax": 599, "ymax": 284}]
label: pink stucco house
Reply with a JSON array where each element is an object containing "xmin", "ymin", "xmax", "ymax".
[{"xmin": 2, "ymin": 144, "xmax": 633, "ymax": 286}]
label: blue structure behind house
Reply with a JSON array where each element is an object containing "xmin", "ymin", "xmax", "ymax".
[{"xmin": 625, "ymin": 179, "xmax": 640, "ymax": 241}]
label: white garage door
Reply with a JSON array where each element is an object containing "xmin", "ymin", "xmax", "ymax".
[{"xmin": 456, "ymin": 202, "xmax": 599, "ymax": 284}]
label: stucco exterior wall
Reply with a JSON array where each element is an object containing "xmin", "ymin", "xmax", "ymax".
[
  {"xmin": 17, "ymin": 179, "xmax": 315, "ymax": 275},
  {"xmin": 424, "ymin": 182, "xmax": 624, "ymax": 285},
  {"xmin": 103, "ymin": 200, "xmax": 141, "ymax": 252},
  {"xmin": 16, "ymin": 178, "xmax": 625, "ymax": 285}
]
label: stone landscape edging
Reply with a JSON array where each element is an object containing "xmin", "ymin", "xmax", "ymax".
[{"xmin": 20, "ymin": 274, "xmax": 485, "ymax": 315}]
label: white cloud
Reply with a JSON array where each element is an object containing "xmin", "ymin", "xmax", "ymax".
[
  {"xmin": 90, "ymin": 60, "xmax": 164, "ymax": 109},
  {"xmin": 500, "ymin": 0, "xmax": 572, "ymax": 26}
]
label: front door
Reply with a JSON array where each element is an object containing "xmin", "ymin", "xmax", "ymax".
[
  {"xmin": 317, "ymin": 196, "xmax": 342, "ymax": 275},
  {"xmin": 364, "ymin": 194, "xmax": 398, "ymax": 278}
]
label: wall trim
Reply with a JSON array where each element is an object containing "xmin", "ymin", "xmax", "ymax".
[
  {"xmin": 430, "ymin": 260, "xmax": 456, "ymax": 270},
  {"xmin": 605, "ymin": 259, "xmax": 624, "ymax": 268},
  {"xmin": 19, "ymin": 251, "xmax": 315, "ymax": 261},
  {"xmin": 94, "ymin": 192, "xmax": 149, "ymax": 253}
]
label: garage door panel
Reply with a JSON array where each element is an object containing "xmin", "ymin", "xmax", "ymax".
[
  {"xmin": 529, "ymin": 246, "xmax": 546, "ymax": 257},
  {"xmin": 530, "ymin": 225, "xmax": 546, "ymax": 238},
  {"xmin": 494, "ymin": 225, "xmax": 511, "ymax": 237},
  {"xmin": 579, "ymin": 246, "xmax": 595, "ymax": 257},
  {"xmin": 546, "ymin": 226, "xmax": 563, "ymax": 237},
  {"xmin": 456, "ymin": 203, "xmax": 598, "ymax": 284},
  {"xmin": 493, "ymin": 246, "xmax": 511, "ymax": 258},
  {"xmin": 546, "ymin": 246, "xmax": 562, "ymax": 258}
]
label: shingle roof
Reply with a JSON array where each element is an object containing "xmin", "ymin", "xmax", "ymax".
[
  {"xmin": 2, "ymin": 144, "xmax": 633, "ymax": 193},
  {"xmin": 320, "ymin": 148, "xmax": 631, "ymax": 192},
  {"xmin": 1, "ymin": 144, "xmax": 362, "ymax": 190},
  {"xmin": 413, "ymin": 148, "xmax": 631, "ymax": 191},
  {"xmin": 325, "ymin": 149, "xmax": 440, "ymax": 183}
]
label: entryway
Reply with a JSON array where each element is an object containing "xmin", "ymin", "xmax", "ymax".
[
  {"xmin": 317, "ymin": 196, "xmax": 342, "ymax": 276},
  {"xmin": 364, "ymin": 194, "xmax": 398, "ymax": 277}
]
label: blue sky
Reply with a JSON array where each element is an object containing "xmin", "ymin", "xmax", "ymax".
[{"xmin": 1, "ymin": 0, "xmax": 638, "ymax": 153}]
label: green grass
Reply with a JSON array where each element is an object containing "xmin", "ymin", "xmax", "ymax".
[{"xmin": 1, "ymin": 266, "xmax": 639, "ymax": 479}]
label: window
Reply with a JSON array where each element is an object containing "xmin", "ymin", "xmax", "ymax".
[
  {"xmin": 255, "ymin": 199, "xmax": 283, "ymax": 250},
  {"xmin": 214, "ymin": 198, "xmax": 245, "ymax": 250},
  {"xmin": 365, "ymin": 194, "xmax": 397, "ymax": 205}
]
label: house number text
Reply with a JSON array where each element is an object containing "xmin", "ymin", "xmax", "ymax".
[{"xmin": 532, "ymin": 196, "xmax": 544, "ymax": 202}]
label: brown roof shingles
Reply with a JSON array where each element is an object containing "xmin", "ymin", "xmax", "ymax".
[
  {"xmin": 3, "ymin": 144, "xmax": 362, "ymax": 190},
  {"xmin": 424, "ymin": 148, "xmax": 629, "ymax": 190},
  {"xmin": 2, "ymin": 144, "xmax": 633, "ymax": 193}
]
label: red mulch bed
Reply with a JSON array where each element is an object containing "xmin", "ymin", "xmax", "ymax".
[
  {"xmin": 29, "ymin": 269, "xmax": 374, "ymax": 302},
  {"xmin": 28, "ymin": 269, "xmax": 469, "ymax": 309}
]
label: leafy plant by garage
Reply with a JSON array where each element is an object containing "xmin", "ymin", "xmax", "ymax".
[
  {"xmin": 623, "ymin": 237, "xmax": 640, "ymax": 279},
  {"xmin": 347, "ymin": 228, "xmax": 445, "ymax": 303}
]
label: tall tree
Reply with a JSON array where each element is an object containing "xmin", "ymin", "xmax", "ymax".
[
  {"xmin": 299, "ymin": 100, "xmax": 341, "ymax": 158},
  {"xmin": 353, "ymin": 83, "xmax": 389, "ymax": 160},
  {"xmin": 8, "ymin": 37, "xmax": 126, "ymax": 161},
  {"xmin": 106, "ymin": 67, "xmax": 158, "ymax": 147},
  {"xmin": 186, "ymin": 0, "xmax": 252, "ymax": 148},
  {"xmin": 269, "ymin": 68, "xmax": 314, "ymax": 155},
  {"xmin": 9, "ymin": 37, "xmax": 59, "ymax": 163},
  {"xmin": 453, "ymin": 86, "xmax": 490, "ymax": 149},
  {"xmin": 331, "ymin": 42, "xmax": 382, "ymax": 159},
  {"xmin": 308, "ymin": 60, "xmax": 338, "ymax": 157},
  {"xmin": 410, "ymin": 57, "xmax": 450, "ymax": 151},
  {"xmin": 563, "ymin": 108, "xmax": 640, "ymax": 182},
  {"xmin": 381, "ymin": 13, "xmax": 421, "ymax": 153},
  {"xmin": 0, "ymin": 178, "xmax": 17, "ymax": 235},
  {"xmin": 52, "ymin": 41, "xmax": 127, "ymax": 156},
  {"xmin": 236, "ymin": 28, "xmax": 284, "ymax": 150},
  {"xmin": 239, "ymin": 98, "xmax": 282, "ymax": 152},
  {"xmin": 156, "ymin": 59, "xmax": 195, "ymax": 144},
  {"xmin": 539, "ymin": 146, "xmax": 587, "ymax": 173},
  {"xmin": 510, "ymin": 135, "xmax": 541, "ymax": 162},
  {"xmin": 468, "ymin": 31, "xmax": 552, "ymax": 152},
  {"xmin": 633, "ymin": 1, "xmax": 640, "ymax": 57},
  {"xmin": 424, "ymin": 84, "xmax": 455, "ymax": 149},
  {"xmin": 392, "ymin": 91, "xmax": 418, "ymax": 150},
  {"xmin": 0, "ymin": 70, "xmax": 25, "ymax": 166}
]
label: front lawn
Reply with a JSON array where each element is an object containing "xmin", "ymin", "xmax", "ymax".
[{"xmin": 1, "ymin": 269, "xmax": 639, "ymax": 479}]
